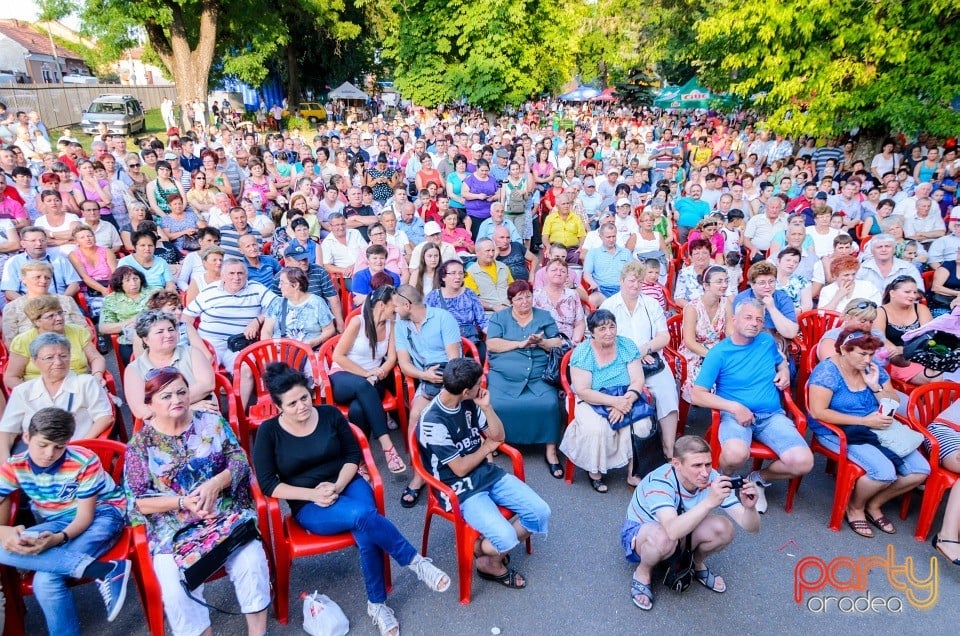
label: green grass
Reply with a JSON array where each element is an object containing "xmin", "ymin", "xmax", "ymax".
[{"xmin": 49, "ymin": 108, "xmax": 170, "ymax": 155}]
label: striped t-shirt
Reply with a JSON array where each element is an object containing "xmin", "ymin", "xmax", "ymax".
[
  {"xmin": 184, "ymin": 281, "xmax": 277, "ymax": 344},
  {"xmin": 0, "ymin": 446, "xmax": 127, "ymax": 522},
  {"xmin": 625, "ymin": 463, "xmax": 739, "ymax": 525}
]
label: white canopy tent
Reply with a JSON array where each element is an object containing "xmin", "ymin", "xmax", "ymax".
[{"xmin": 327, "ymin": 81, "xmax": 369, "ymax": 101}]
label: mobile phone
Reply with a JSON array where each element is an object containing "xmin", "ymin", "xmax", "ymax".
[
  {"xmin": 19, "ymin": 529, "xmax": 40, "ymax": 540},
  {"xmin": 727, "ymin": 476, "xmax": 744, "ymax": 491}
]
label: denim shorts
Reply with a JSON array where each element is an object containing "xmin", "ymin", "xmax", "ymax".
[
  {"xmin": 815, "ymin": 434, "xmax": 930, "ymax": 482},
  {"xmin": 718, "ymin": 410, "xmax": 807, "ymax": 456},
  {"xmin": 620, "ymin": 519, "xmax": 644, "ymax": 563}
]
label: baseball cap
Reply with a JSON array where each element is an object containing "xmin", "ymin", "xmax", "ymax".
[
  {"xmin": 361, "ymin": 132, "xmax": 373, "ymax": 140},
  {"xmin": 608, "ymin": 167, "xmax": 621, "ymax": 175},
  {"xmin": 583, "ymin": 177, "xmax": 596, "ymax": 187},
  {"xmin": 424, "ymin": 221, "xmax": 442, "ymax": 235},
  {"xmin": 471, "ymin": 143, "xmax": 483, "ymax": 152},
  {"xmin": 284, "ymin": 244, "xmax": 311, "ymax": 260},
  {"xmin": 616, "ymin": 198, "xmax": 631, "ymax": 207},
  {"xmin": 208, "ymin": 141, "xmax": 224, "ymax": 150},
  {"xmin": 163, "ymin": 151, "xmax": 178, "ymax": 161},
  {"xmin": 948, "ymin": 209, "xmax": 960, "ymax": 222},
  {"xmin": 495, "ymin": 148, "xmax": 510, "ymax": 158},
  {"xmin": 815, "ymin": 192, "xmax": 828, "ymax": 200}
]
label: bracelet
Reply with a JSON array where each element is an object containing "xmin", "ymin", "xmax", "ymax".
[
  {"xmin": 177, "ymin": 496, "xmax": 184, "ymax": 510},
  {"xmin": 627, "ymin": 388, "xmax": 643, "ymax": 401},
  {"xmin": 61, "ymin": 530, "xmax": 70, "ymax": 544}
]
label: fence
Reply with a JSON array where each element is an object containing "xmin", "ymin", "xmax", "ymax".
[{"xmin": 0, "ymin": 84, "xmax": 177, "ymax": 130}]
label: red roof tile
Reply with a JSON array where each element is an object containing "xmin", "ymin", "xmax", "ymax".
[{"xmin": 0, "ymin": 20, "xmax": 83, "ymax": 61}]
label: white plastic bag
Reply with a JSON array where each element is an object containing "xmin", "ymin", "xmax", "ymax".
[{"xmin": 302, "ymin": 591, "xmax": 350, "ymax": 636}]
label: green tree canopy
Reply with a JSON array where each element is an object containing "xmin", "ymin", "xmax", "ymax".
[
  {"xmin": 385, "ymin": 0, "xmax": 578, "ymax": 109},
  {"xmin": 694, "ymin": 0, "xmax": 960, "ymax": 137}
]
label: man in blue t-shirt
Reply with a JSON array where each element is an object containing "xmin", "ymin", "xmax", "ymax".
[
  {"xmin": 732, "ymin": 261, "xmax": 799, "ymax": 340},
  {"xmin": 692, "ymin": 299, "xmax": 812, "ymax": 514},
  {"xmin": 674, "ymin": 184, "xmax": 711, "ymax": 243},
  {"xmin": 621, "ymin": 435, "xmax": 760, "ymax": 610},
  {"xmin": 418, "ymin": 358, "xmax": 551, "ymax": 590}
]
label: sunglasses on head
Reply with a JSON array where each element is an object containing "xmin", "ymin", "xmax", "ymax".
[
  {"xmin": 145, "ymin": 365, "xmax": 178, "ymax": 381},
  {"xmin": 849, "ymin": 300, "xmax": 877, "ymax": 311}
]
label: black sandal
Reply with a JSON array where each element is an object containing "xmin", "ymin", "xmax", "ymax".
[
  {"xmin": 932, "ymin": 534, "xmax": 960, "ymax": 565},
  {"xmin": 477, "ymin": 566, "xmax": 526, "ymax": 589},
  {"xmin": 591, "ymin": 478, "xmax": 608, "ymax": 494},
  {"xmin": 399, "ymin": 486, "xmax": 423, "ymax": 508},
  {"xmin": 545, "ymin": 457, "xmax": 564, "ymax": 480}
]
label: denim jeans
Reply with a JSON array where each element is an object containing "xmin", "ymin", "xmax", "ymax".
[
  {"xmin": 0, "ymin": 505, "xmax": 125, "ymax": 636},
  {"xmin": 295, "ymin": 477, "xmax": 416, "ymax": 603},
  {"xmin": 460, "ymin": 474, "xmax": 551, "ymax": 553}
]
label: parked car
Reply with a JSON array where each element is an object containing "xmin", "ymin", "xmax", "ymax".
[
  {"xmin": 63, "ymin": 74, "xmax": 99, "ymax": 85},
  {"xmin": 297, "ymin": 102, "xmax": 327, "ymax": 124},
  {"xmin": 80, "ymin": 94, "xmax": 145, "ymax": 135}
]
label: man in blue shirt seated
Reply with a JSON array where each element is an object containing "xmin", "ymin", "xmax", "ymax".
[
  {"xmin": 622, "ymin": 435, "xmax": 760, "ymax": 611},
  {"xmin": 352, "ymin": 244, "xmax": 400, "ymax": 306},
  {"xmin": 692, "ymin": 299, "xmax": 812, "ymax": 514},
  {"xmin": 417, "ymin": 358, "xmax": 551, "ymax": 590},
  {"xmin": 732, "ymin": 261, "xmax": 799, "ymax": 341},
  {"xmin": 239, "ymin": 233, "xmax": 281, "ymax": 287}
]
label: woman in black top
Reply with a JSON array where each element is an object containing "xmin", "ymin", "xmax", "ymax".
[{"xmin": 252, "ymin": 363, "xmax": 449, "ymax": 636}]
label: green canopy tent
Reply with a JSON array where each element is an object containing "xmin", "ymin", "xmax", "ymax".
[{"xmin": 654, "ymin": 77, "xmax": 722, "ymax": 110}]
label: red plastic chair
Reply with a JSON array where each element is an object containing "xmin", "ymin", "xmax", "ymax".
[
  {"xmin": 232, "ymin": 339, "xmax": 322, "ymax": 452},
  {"xmin": 407, "ymin": 420, "xmax": 531, "ymax": 605},
  {"xmin": 666, "ymin": 314, "xmax": 684, "ymax": 352},
  {"xmin": 798, "ymin": 383, "xmax": 867, "ymax": 531},
  {"xmin": 704, "ymin": 388, "xmax": 805, "ymax": 513},
  {"xmin": 795, "ymin": 308, "xmax": 843, "ymax": 357},
  {"xmin": 0, "ymin": 440, "xmax": 160, "ymax": 636},
  {"xmin": 460, "ymin": 337, "xmax": 480, "ymax": 362},
  {"xmin": 327, "ymin": 270, "xmax": 353, "ymax": 319},
  {"xmin": 921, "ymin": 269, "xmax": 935, "ymax": 291},
  {"xmin": 905, "ymin": 382, "xmax": 960, "ymax": 540},
  {"xmin": 558, "ymin": 349, "xmax": 578, "ymax": 483},
  {"xmin": 259, "ymin": 423, "xmax": 391, "ymax": 623},
  {"xmin": 344, "ymin": 306, "xmax": 362, "ymax": 326},
  {"xmin": 317, "ymin": 334, "xmax": 410, "ymax": 447}
]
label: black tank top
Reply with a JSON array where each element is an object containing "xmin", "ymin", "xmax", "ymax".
[{"xmin": 880, "ymin": 305, "xmax": 919, "ymax": 346}]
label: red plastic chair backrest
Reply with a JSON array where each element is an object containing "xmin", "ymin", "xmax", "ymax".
[
  {"xmin": 72, "ymin": 438, "xmax": 126, "ymax": 482},
  {"xmin": 460, "ymin": 337, "xmax": 480, "ymax": 362},
  {"xmin": 796, "ymin": 309, "xmax": 843, "ymax": 352},
  {"xmin": 233, "ymin": 338, "xmax": 322, "ymax": 403},
  {"xmin": 666, "ymin": 314, "xmax": 683, "ymax": 351},
  {"xmin": 559, "ymin": 348, "xmax": 576, "ymax": 419},
  {"xmin": 907, "ymin": 382, "xmax": 960, "ymax": 430}
]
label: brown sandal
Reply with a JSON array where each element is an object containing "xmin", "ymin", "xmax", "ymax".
[
  {"xmin": 866, "ymin": 513, "xmax": 896, "ymax": 534},
  {"xmin": 846, "ymin": 518, "xmax": 874, "ymax": 538}
]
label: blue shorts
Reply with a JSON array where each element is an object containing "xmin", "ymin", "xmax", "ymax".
[
  {"xmin": 460, "ymin": 474, "xmax": 551, "ymax": 553},
  {"xmin": 718, "ymin": 410, "xmax": 807, "ymax": 456},
  {"xmin": 815, "ymin": 434, "xmax": 930, "ymax": 482},
  {"xmin": 620, "ymin": 519, "xmax": 644, "ymax": 563}
]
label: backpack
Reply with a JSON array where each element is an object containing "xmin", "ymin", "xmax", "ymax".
[{"xmin": 505, "ymin": 180, "xmax": 527, "ymax": 215}]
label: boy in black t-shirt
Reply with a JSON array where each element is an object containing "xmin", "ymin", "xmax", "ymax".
[{"xmin": 418, "ymin": 358, "xmax": 551, "ymax": 589}]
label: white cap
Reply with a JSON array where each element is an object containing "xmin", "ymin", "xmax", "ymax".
[
  {"xmin": 616, "ymin": 198, "xmax": 632, "ymax": 207},
  {"xmin": 424, "ymin": 221, "xmax": 442, "ymax": 235}
]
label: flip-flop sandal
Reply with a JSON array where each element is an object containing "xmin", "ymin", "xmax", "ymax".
[
  {"xmin": 846, "ymin": 518, "xmax": 874, "ymax": 538},
  {"xmin": 694, "ymin": 565, "xmax": 726, "ymax": 593},
  {"xmin": 591, "ymin": 478, "xmax": 608, "ymax": 494},
  {"xmin": 631, "ymin": 578, "xmax": 654, "ymax": 610},
  {"xmin": 399, "ymin": 486, "xmax": 423, "ymax": 508},
  {"xmin": 384, "ymin": 447, "xmax": 406, "ymax": 474},
  {"xmin": 477, "ymin": 567, "xmax": 526, "ymax": 589},
  {"xmin": 866, "ymin": 513, "xmax": 896, "ymax": 534}
]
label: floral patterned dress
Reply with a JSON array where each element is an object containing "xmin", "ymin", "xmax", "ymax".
[
  {"xmin": 678, "ymin": 298, "xmax": 726, "ymax": 402},
  {"xmin": 124, "ymin": 411, "xmax": 254, "ymax": 554},
  {"xmin": 533, "ymin": 286, "xmax": 584, "ymax": 341}
]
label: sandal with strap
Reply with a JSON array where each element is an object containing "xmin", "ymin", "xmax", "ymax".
[
  {"xmin": 399, "ymin": 485, "xmax": 423, "ymax": 508},
  {"xmin": 694, "ymin": 564, "xmax": 726, "ymax": 593},
  {"xmin": 384, "ymin": 446, "xmax": 406, "ymax": 474},
  {"xmin": 631, "ymin": 578, "xmax": 654, "ymax": 610},
  {"xmin": 591, "ymin": 478, "xmax": 608, "ymax": 494},
  {"xmin": 477, "ymin": 566, "xmax": 526, "ymax": 589},
  {"xmin": 846, "ymin": 517, "xmax": 874, "ymax": 538},
  {"xmin": 866, "ymin": 512, "xmax": 896, "ymax": 535},
  {"xmin": 932, "ymin": 534, "xmax": 960, "ymax": 566}
]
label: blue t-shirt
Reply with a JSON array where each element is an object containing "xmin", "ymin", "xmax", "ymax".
[
  {"xmin": 395, "ymin": 306, "xmax": 461, "ymax": 368},
  {"xmin": 352, "ymin": 268, "xmax": 401, "ymax": 295},
  {"xmin": 807, "ymin": 358, "xmax": 890, "ymax": 436},
  {"xmin": 675, "ymin": 197, "xmax": 711, "ymax": 228},
  {"xmin": 733, "ymin": 288, "xmax": 797, "ymax": 331},
  {"xmin": 695, "ymin": 331, "xmax": 784, "ymax": 414}
]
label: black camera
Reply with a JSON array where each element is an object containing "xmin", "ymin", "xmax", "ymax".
[{"xmin": 727, "ymin": 476, "xmax": 744, "ymax": 490}]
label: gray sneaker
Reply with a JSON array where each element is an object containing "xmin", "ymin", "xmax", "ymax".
[
  {"xmin": 97, "ymin": 559, "xmax": 131, "ymax": 622},
  {"xmin": 753, "ymin": 481, "xmax": 768, "ymax": 514},
  {"xmin": 409, "ymin": 556, "xmax": 450, "ymax": 592},
  {"xmin": 367, "ymin": 601, "xmax": 399, "ymax": 636}
]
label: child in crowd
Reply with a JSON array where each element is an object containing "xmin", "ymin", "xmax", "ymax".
[
  {"xmin": 0, "ymin": 408, "xmax": 131, "ymax": 635},
  {"xmin": 639, "ymin": 258, "xmax": 668, "ymax": 312},
  {"xmin": 721, "ymin": 208, "xmax": 745, "ymax": 254},
  {"xmin": 829, "ymin": 213, "xmax": 845, "ymax": 230},
  {"xmin": 724, "ymin": 250, "xmax": 743, "ymax": 292}
]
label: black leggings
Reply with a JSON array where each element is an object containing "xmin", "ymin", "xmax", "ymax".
[{"xmin": 330, "ymin": 371, "xmax": 389, "ymax": 439}]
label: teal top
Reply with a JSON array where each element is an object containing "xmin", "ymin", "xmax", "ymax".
[{"xmin": 570, "ymin": 335, "xmax": 640, "ymax": 391}]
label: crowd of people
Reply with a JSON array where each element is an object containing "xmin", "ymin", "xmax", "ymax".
[{"xmin": 0, "ymin": 98, "xmax": 959, "ymax": 632}]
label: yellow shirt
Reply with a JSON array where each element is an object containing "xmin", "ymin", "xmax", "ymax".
[
  {"xmin": 464, "ymin": 262, "xmax": 514, "ymax": 293},
  {"xmin": 10, "ymin": 324, "xmax": 91, "ymax": 381},
  {"xmin": 542, "ymin": 212, "xmax": 586, "ymax": 248}
]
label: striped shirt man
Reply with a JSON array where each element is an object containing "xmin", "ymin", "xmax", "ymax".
[{"xmin": 183, "ymin": 280, "xmax": 276, "ymax": 366}]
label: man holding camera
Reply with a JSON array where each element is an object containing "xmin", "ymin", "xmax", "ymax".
[{"xmin": 622, "ymin": 435, "xmax": 760, "ymax": 611}]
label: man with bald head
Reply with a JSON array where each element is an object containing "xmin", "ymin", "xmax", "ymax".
[{"xmin": 493, "ymin": 225, "xmax": 536, "ymax": 282}]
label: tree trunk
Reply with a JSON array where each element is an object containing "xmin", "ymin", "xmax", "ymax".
[
  {"xmin": 286, "ymin": 44, "xmax": 301, "ymax": 110},
  {"xmin": 144, "ymin": 0, "xmax": 221, "ymax": 132}
]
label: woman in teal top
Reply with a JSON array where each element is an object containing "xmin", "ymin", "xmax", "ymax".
[
  {"xmin": 446, "ymin": 154, "xmax": 469, "ymax": 211},
  {"xmin": 117, "ymin": 230, "xmax": 176, "ymax": 291},
  {"xmin": 559, "ymin": 308, "xmax": 647, "ymax": 493},
  {"xmin": 486, "ymin": 280, "xmax": 564, "ymax": 478}
]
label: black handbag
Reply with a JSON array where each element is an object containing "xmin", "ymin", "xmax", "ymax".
[
  {"xmin": 227, "ymin": 333, "xmax": 257, "ymax": 352},
  {"xmin": 903, "ymin": 330, "xmax": 960, "ymax": 373},
  {"xmin": 659, "ymin": 469, "xmax": 695, "ymax": 593},
  {"xmin": 639, "ymin": 298, "xmax": 666, "ymax": 377},
  {"xmin": 181, "ymin": 234, "xmax": 201, "ymax": 252},
  {"xmin": 630, "ymin": 412, "xmax": 667, "ymax": 479},
  {"xmin": 543, "ymin": 334, "xmax": 573, "ymax": 388},
  {"xmin": 173, "ymin": 511, "xmax": 260, "ymax": 591}
]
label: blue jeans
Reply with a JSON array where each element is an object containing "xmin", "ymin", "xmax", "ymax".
[
  {"xmin": 460, "ymin": 474, "xmax": 551, "ymax": 553},
  {"xmin": 0, "ymin": 505, "xmax": 125, "ymax": 636},
  {"xmin": 295, "ymin": 477, "xmax": 416, "ymax": 603}
]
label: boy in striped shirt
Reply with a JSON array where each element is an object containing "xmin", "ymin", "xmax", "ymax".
[{"xmin": 0, "ymin": 408, "xmax": 130, "ymax": 634}]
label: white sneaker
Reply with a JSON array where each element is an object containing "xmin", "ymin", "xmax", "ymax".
[
  {"xmin": 409, "ymin": 555, "xmax": 450, "ymax": 592},
  {"xmin": 753, "ymin": 480, "xmax": 768, "ymax": 514},
  {"xmin": 367, "ymin": 601, "xmax": 399, "ymax": 636}
]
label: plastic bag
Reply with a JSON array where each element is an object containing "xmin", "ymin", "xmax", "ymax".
[{"xmin": 302, "ymin": 591, "xmax": 349, "ymax": 636}]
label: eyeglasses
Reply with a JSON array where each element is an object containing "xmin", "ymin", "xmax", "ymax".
[
  {"xmin": 37, "ymin": 353, "xmax": 70, "ymax": 363},
  {"xmin": 145, "ymin": 366, "xmax": 179, "ymax": 380},
  {"xmin": 38, "ymin": 310, "xmax": 65, "ymax": 321},
  {"xmin": 128, "ymin": 163, "xmax": 140, "ymax": 168}
]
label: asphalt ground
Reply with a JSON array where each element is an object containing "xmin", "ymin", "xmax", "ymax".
[{"xmin": 17, "ymin": 394, "xmax": 960, "ymax": 636}]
